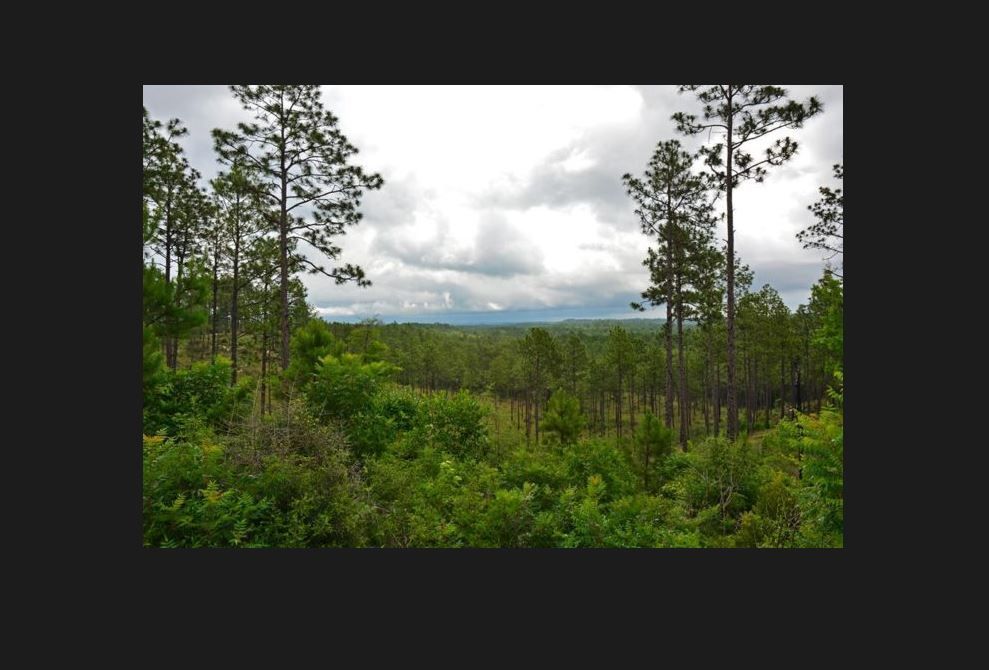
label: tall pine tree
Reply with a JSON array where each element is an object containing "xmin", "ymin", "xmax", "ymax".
[
  {"xmin": 213, "ymin": 85, "xmax": 384, "ymax": 374},
  {"xmin": 672, "ymin": 85, "xmax": 822, "ymax": 441}
]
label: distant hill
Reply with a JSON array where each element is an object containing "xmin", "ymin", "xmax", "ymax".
[
  {"xmin": 323, "ymin": 316, "xmax": 694, "ymax": 336},
  {"xmin": 460, "ymin": 318, "xmax": 669, "ymax": 332}
]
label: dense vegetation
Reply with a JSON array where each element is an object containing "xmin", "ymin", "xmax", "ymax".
[{"xmin": 144, "ymin": 85, "xmax": 843, "ymax": 548}]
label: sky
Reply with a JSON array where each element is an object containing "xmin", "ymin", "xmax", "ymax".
[{"xmin": 143, "ymin": 85, "xmax": 842, "ymax": 324}]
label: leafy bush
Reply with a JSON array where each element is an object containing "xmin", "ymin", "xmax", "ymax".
[
  {"xmin": 404, "ymin": 391, "xmax": 489, "ymax": 460},
  {"xmin": 734, "ymin": 472, "xmax": 802, "ymax": 548},
  {"xmin": 144, "ymin": 358, "xmax": 252, "ymax": 437},
  {"xmin": 679, "ymin": 437, "xmax": 761, "ymax": 535},
  {"xmin": 305, "ymin": 353, "xmax": 399, "ymax": 425},
  {"xmin": 144, "ymin": 402, "xmax": 370, "ymax": 548},
  {"xmin": 563, "ymin": 438, "xmax": 636, "ymax": 502},
  {"xmin": 349, "ymin": 386, "xmax": 422, "ymax": 458},
  {"xmin": 286, "ymin": 319, "xmax": 346, "ymax": 389}
]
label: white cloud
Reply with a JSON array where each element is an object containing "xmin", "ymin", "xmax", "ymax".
[{"xmin": 144, "ymin": 84, "xmax": 842, "ymax": 320}]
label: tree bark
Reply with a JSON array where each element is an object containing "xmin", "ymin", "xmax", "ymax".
[
  {"xmin": 230, "ymin": 211, "xmax": 240, "ymax": 385},
  {"xmin": 278, "ymin": 92, "xmax": 291, "ymax": 381},
  {"xmin": 260, "ymin": 328, "xmax": 268, "ymax": 416},
  {"xmin": 725, "ymin": 86, "xmax": 738, "ymax": 442},
  {"xmin": 210, "ymin": 233, "xmax": 220, "ymax": 364},
  {"xmin": 676, "ymin": 277, "xmax": 688, "ymax": 450},
  {"xmin": 780, "ymin": 354, "xmax": 786, "ymax": 420}
]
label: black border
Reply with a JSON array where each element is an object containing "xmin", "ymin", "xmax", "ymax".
[{"xmin": 58, "ymin": 21, "xmax": 910, "ymax": 627}]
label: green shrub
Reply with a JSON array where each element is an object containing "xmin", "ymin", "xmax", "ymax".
[
  {"xmin": 405, "ymin": 391, "xmax": 489, "ymax": 460},
  {"xmin": 305, "ymin": 353, "xmax": 399, "ymax": 425},
  {"xmin": 679, "ymin": 437, "xmax": 761, "ymax": 535},
  {"xmin": 144, "ymin": 358, "xmax": 252, "ymax": 437},
  {"xmin": 563, "ymin": 438, "xmax": 635, "ymax": 502},
  {"xmin": 286, "ymin": 319, "xmax": 346, "ymax": 389}
]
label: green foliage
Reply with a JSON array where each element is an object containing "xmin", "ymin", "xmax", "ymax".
[
  {"xmin": 213, "ymin": 85, "xmax": 384, "ymax": 295},
  {"xmin": 404, "ymin": 391, "xmax": 489, "ymax": 460},
  {"xmin": 541, "ymin": 390, "xmax": 586, "ymax": 446},
  {"xmin": 679, "ymin": 437, "xmax": 761, "ymax": 534},
  {"xmin": 798, "ymin": 163, "xmax": 843, "ymax": 274},
  {"xmin": 734, "ymin": 472, "xmax": 801, "ymax": 548},
  {"xmin": 349, "ymin": 386, "xmax": 422, "ymax": 458},
  {"xmin": 143, "ymin": 325, "xmax": 166, "ymax": 399},
  {"xmin": 810, "ymin": 271, "xmax": 843, "ymax": 372},
  {"xmin": 144, "ymin": 403, "xmax": 370, "ymax": 548},
  {"xmin": 286, "ymin": 319, "xmax": 346, "ymax": 388},
  {"xmin": 144, "ymin": 359, "xmax": 252, "ymax": 437},
  {"xmin": 602, "ymin": 494, "xmax": 699, "ymax": 548},
  {"xmin": 305, "ymin": 353, "xmax": 399, "ymax": 425},
  {"xmin": 795, "ymin": 410, "xmax": 843, "ymax": 547},
  {"xmin": 143, "ymin": 265, "xmax": 209, "ymax": 342},
  {"xmin": 563, "ymin": 438, "xmax": 636, "ymax": 502},
  {"xmin": 346, "ymin": 318, "xmax": 390, "ymax": 363},
  {"xmin": 632, "ymin": 412, "xmax": 674, "ymax": 490}
]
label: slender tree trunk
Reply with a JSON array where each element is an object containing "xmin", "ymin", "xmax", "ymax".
[
  {"xmin": 164, "ymin": 187, "xmax": 173, "ymax": 286},
  {"xmin": 748, "ymin": 356, "xmax": 756, "ymax": 431},
  {"xmin": 535, "ymin": 388, "xmax": 541, "ymax": 445},
  {"xmin": 260, "ymin": 329, "xmax": 268, "ymax": 416},
  {"xmin": 780, "ymin": 354, "xmax": 786, "ymax": 420},
  {"xmin": 169, "ymin": 247, "xmax": 187, "ymax": 371},
  {"xmin": 615, "ymin": 370, "xmax": 623, "ymax": 444},
  {"xmin": 796, "ymin": 364, "xmax": 802, "ymax": 413},
  {"xmin": 664, "ymin": 318, "xmax": 674, "ymax": 429},
  {"xmin": 161, "ymin": 187, "xmax": 174, "ymax": 369},
  {"xmin": 790, "ymin": 359, "xmax": 799, "ymax": 419},
  {"xmin": 702, "ymin": 355, "xmax": 710, "ymax": 436},
  {"xmin": 628, "ymin": 371, "xmax": 636, "ymax": 434},
  {"xmin": 676, "ymin": 285, "xmax": 688, "ymax": 450},
  {"xmin": 278, "ymin": 100, "xmax": 291, "ymax": 379},
  {"xmin": 525, "ymin": 391, "xmax": 531, "ymax": 445},
  {"xmin": 725, "ymin": 86, "xmax": 738, "ymax": 442},
  {"xmin": 714, "ymin": 363, "xmax": 721, "ymax": 437},
  {"xmin": 703, "ymin": 331, "xmax": 712, "ymax": 436},
  {"xmin": 764, "ymin": 380, "xmax": 770, "ymax": 428},
  {"xmin": 517, "ymin": 392, "xmax": 522, "ymax": 431},
  {"xmin": 643, "ymin": 442, "xmax": 650, "ymax": 491},
  {"xmin": 211, "ymin": 236, "xmax": 220, "ymax": 364},
  {"xmin": 230, "ymin": 232, "xmax": 240, "ymax": 385}
]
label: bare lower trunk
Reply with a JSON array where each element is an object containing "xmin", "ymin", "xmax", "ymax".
[
  {"xmin": 210, "ymin": 251, "xmax": 219, "ymax": 364},
  {"xmin": 714, "ymin": 363, "xmax": 721, "ymax": 437},
  {"xmin": 725, "ymin": 88, "xmax": 738, "ymax": 441},
  {"xmin": 260, "ymin": 329, "xmax": 268, "ymax": 416},
  {"xmin": 676, "ymin": 294, "xmax": 688, "ymax": 450},
  {"xmin": 780, "ymin": 355, "xmax": 786, "ymax": 420},
  {"xmin": 664, "ymin": 314, "xmax": 674, "ymax": 429},
  {"xmin": 764, "ymin": 381, "xmax": 770, "ymax": 428}
]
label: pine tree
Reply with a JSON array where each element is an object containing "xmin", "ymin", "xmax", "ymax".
[
  {"xmin": 673, "ymin": 85, "xmax": 822, "ymax": 441},
  {"xmin": 625, "ymin": 139, "xmax": 717, "ymax": 449},
  {"xmin": 519, "ymin": 328, "xmax": 562, "ymax": 445},
  {"xmin": 798, "ymin": 163, "xmax": 843, "ymax": 277},
  {"xmin": 211, "ymin": 160, "xmax": 265, "ymax": 384},
  {"xmin": 213, "ymin": 85, "xmax": 384, "ymax": 374}
]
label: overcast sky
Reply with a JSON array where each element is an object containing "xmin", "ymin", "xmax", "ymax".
[{"xmin": 143, "ymin": 85, "xmax": 842, "ymax": 324}]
